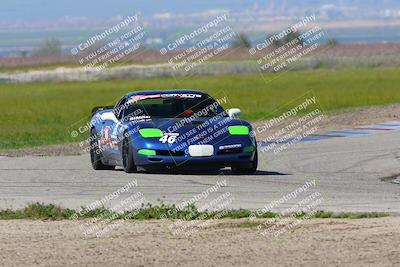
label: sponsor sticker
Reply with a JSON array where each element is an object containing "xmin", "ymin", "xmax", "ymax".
[{"xmin": 219, "ymin": 144, "xmax": 242, "ymax": 150}]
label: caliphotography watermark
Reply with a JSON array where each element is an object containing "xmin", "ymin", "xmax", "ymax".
[
  {"xmin": 161, "ymin": 179, "xmax": 234, "ymax": 237},
  {"xmin": 68, "ymin": 97, "xmax": 148, "ymax": 156},
  {"xmin": 161, "ymin": 94, "xmax": 254, "ymax": 167},
  {"xmin": 71, "ymin": 14, "xmax": 146, "ymax": 71},
  {"xmin": 250, "ymin": 14, "xmax": 329, "ymax": 74},
  {"xmin": 70, "ymin": 180, "xmax": 145, "ymax": 238},
  {"xmin": 160, "ymin": 13, "xmax": 237, "ymax": 80},
  {"xmin": 256, "ymin": 92, "xmax": 325, "ymax": 156},
  {"xmin": 250, "ymin": 179, "xmax": 323, "ymax": 240}
]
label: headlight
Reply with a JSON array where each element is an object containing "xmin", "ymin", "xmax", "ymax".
[
  {"xmin": 138, "ymin": 149, "xmax": 156, "ymax": 156},
  {"xmin": 139, "ymin": 128, "xmax": 163, "ymax": 138},
  {"xmin": 228, "ymin": 125, "xmax": 249, "ymax": 135},
  {"xmin": 243, "ymin": 146, "xmax": 256, "ymax": 153}
]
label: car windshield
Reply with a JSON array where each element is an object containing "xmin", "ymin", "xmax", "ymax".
[{"xmin": 123, "ymin": 93, "xmax": 225, "ymax": 119}]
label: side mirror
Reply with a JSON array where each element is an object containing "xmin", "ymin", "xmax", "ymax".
[
  {"xmin": 228, "ymin": 108, "xmax": 241, "ymax": 118},
  {"xmin": 100, "ymin": 112, "xmax": 119, "ymax": 123}
]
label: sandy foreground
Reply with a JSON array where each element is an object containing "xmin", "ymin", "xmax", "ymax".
[{"xmin": 0, "ymin": 217, "xmax": 399, "ymax": 267}]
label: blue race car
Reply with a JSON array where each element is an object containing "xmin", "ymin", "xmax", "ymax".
[{"xmin": 89, "ymin": 90, "xmax": 257, "ymax": 173}]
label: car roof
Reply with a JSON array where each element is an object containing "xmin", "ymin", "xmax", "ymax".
[{"xmin": 126, "ymin": 89, "xmax": 207, "ymax": 97}]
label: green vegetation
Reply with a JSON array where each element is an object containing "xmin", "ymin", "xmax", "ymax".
[
  {"xmin": 33, "ymin": 38, "xmax": 62, "ymax": 56},
  {"xmin": 1, "ymin": 68, "xmax": 400, "ymax": 149},
  {"xmin": 0, "ymin": 203, "xmax": 388, "ymax": 221},
  {"xmin": 232, "ymin": 33, "xmax": 252, "ymax": 48},
  {"xmin": 0, "ymin": 203, "xmax": 76, "ymax": 220},
  {"xmin": 312, "ymin": 211, "xmax": 387, "ymax": 219}
]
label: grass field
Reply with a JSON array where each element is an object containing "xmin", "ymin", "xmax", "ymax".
[{"xmin": 1, "ymin": 68, "xmax": 400, "ymax": 149}]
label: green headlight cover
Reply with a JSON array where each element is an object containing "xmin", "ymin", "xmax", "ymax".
[
  {"xmin": 138, "ymin": 149, "xmax": 156, "ymax": 156},
  {"xmin": 139, "ymin": 128, "xmax": 163, "ymax": 138},
  {"xmin": 243, "ymin": 146, "xmax": 256, "ymax": 153},
  {"xmin": 228, "ymin": 125, "xmax": 249, "ymax": 135}
]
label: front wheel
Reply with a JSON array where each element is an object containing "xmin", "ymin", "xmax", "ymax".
[
  {"xmin": 231, "ymin": 151, "xmax": 258, "ymax": 174},
  {"xmin": 122, "ymin": 137, "xmax": 138, "ymax": 173}
]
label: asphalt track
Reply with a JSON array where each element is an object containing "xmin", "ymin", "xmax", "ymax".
[{"xmin": 0, "ymin": 129, "xmax": 399, "ymax": 213}]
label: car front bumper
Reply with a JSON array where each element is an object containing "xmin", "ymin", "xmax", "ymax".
[{"xmin": 134, "ymin": 151, "xmax": 256, "ymax": 169}]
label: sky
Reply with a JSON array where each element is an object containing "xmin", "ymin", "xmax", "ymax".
[
  {"xmin": 0, "ymin": 0, "xmax": 395, "ymax": 21},
  {"xmin": 1, "ymin": 0, "xmax": 248, "ymax": 20}
]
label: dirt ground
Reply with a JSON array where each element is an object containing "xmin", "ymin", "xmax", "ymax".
[
  {"xmin": 0, "ymin": 217, "xmax": 399, "ymax": 267},
  {"xmin": 1, "ymin": 103, "xmax": 400, "ymax": 157}
]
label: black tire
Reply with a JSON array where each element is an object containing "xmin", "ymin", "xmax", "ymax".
[
  {"xmin": 231, "ymin": 150, "xmax": 258, "ymax": 174},
  {"xmin": 90, "ymin": 128, "xmax": 115, "ymax": 170},
  {"xmin": 122, "ymin": 136, "xmax": 138, "ymax": 173}
]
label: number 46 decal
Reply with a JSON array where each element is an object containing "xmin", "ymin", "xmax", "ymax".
[{"xmin": 159, "ymin": 133, "xmax": 179, "ymax": 144}]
